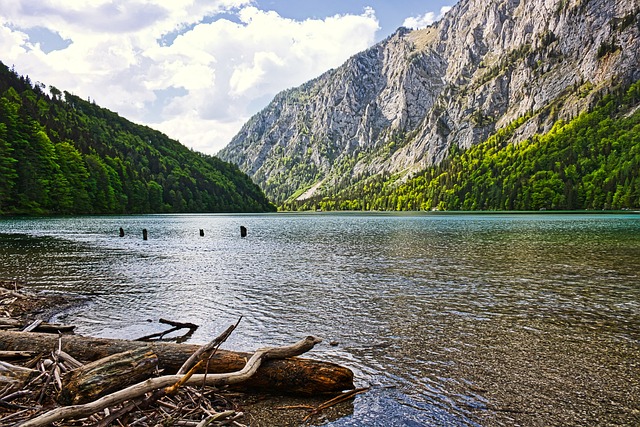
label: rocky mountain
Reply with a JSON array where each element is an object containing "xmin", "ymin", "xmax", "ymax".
[{"xmin": 218, "ymin": 0, "xmax": 640, "ymax": 205}]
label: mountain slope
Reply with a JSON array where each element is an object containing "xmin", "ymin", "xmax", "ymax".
[
  {"xmin": 218, "ymin": 0, "xmax": 640, "ymax": 205},
  {"xmin": 291, "ymin": 82, "xmax": 640, "ymax": 211},
  {"xmin": 0, "ymin": 62, "xmax": 275, "ymax": 215}
]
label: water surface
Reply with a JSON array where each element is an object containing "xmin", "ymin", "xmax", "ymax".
[{"xmin": 1, "ymin": 213, "xmax": 638, "ymax": 425}]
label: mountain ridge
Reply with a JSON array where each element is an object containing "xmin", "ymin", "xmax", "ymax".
[{"xmin": 218, "ymin": 0, "xmax": 640, "ymax": 205}]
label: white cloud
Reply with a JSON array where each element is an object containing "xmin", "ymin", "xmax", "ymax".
[
  {"xmin": 402, "ymin": 6, "xmax": 452, "ymax": 30},
  {"xmin": 0, "ymin": 0, "xmax": 380, "ymax": 154},
  {"xmin": 229, "ymin": 51, "xmax": 285, "ymax": 97},
  {"xmin": 0, "ymin": 25, "xmax": 29, "ymax": 58},
  {"xmin": 154, "ymin": 110, "xmax": 247, "ymax": 155}
]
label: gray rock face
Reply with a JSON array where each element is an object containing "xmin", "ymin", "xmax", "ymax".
[{"xmin": 218, "ymin": 0, "xmax": 640, "ymax": 204}]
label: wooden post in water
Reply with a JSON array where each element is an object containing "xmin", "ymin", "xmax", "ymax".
[
  {"xmin": 119, "ymin": 227, "xmax": 125, "ymax": 237},
  {"xmin": 240, "ymin": 226, "xmax": 247, "ymax": 238},
  {"xmin": 142, "ymin": 229, "xmax": 148, "ymax": 241},
  {"xmin": 199, "ymin": 229, "xmax": 205, "ymax": 237}
]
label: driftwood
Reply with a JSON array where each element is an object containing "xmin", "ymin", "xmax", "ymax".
[
  {"xmin": 176, "ymin": 318, "xmax": 240, "ymax": 376},
  {"xmin": 135, "ymin": 318, "xmax": 198, "ymax": 342},
  {"xmin": 277, "ymin": 387, "xmax": 370, "ymax": 423},
  {"xmin": 58, "ymin": 347, "xmax": 159, "ymax": 405},
  {"xmin": 21, "ymin": 319, "xmax": 42, "ymax": 332},
  {"xmin": 0, "ymin": 317, "xmax": 75, "ymax": 333},
  {"xmin": 81, "ymin": 321, "xmax": 242, "ymax": 426},
  {"xmin": 31, "ymin": 323, "xmax": 75, "ymax": 334},
  {"xmin": 0, "ymin": 350, "xmax": 37, "ymax": 359},
  {"xmin": 0, "ymin": 361, "xmax": 37, "ymax": 387},
  {"xmin": 83, "ymin": 321, "xmax": 241, "ymax": 425},
  {"xmin": 20, "ymin": 336, "xmax": 323, "ymax": 427},
  {"xmin": 0, "ymin": 324, "xmax": 359, "ymax": 427},
  {"xmin": 0, "ymin": 330, "xmax": 354, "ymax": 395}
]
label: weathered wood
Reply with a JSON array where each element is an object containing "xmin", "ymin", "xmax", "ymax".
[
  {"xmin": 159, "ymin": 318, "xmax": 198, "ymax": 329},
  {"xmin": 0, "ymin": 317, "xmax": 75, "ymax": 333},
  {"xmin": 22, "ymin": 319, "xmax": 43, "ymax": 332},
  {"xmin": 33, "ymin": 323, "xmax": 76, "ymax": 333},
  {"xmin": 58, "ymin": 347, "xmax": 158, "ymax": 405},
  {"xmin": 0, "ymin": 317, "xmax": 21, "ymax": 327},
  {"xmin": 136, "ymin": 318, "xmax": 198, "ymax": 342},
  {"xmin": 21, "ymin": 336, "xmax": 324, "ymax": 427},
  {"xmin": 56, "ymin": 350, "xmax": 83, "ymax": 369},
  {"xmin": 0, "ymin": 350, "xmax": 38, "ymax": 359},
  {"xmin": 176, "ymin": 319, "xmax": 240, "ymax": 376},
  {"xmin": 0, "ymin": 331, "xmax": 354, "ymax": 395},
  {"xmin": 0, "ymin": 360, "xmax": 37, "ymax": 387}
]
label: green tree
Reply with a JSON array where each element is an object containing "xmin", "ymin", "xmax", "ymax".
[
  {"xmin": 55, "ymin": 141, "xmax": 91, "ymax": 213},
  {"xmin": 0, "ymin": 120, "xmax": 18, "ymax": 213}
]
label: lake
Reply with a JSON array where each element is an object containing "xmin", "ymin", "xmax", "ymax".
[{"xmin": 1, "ymin": 213, "xmax": 639, "ymax": 426}]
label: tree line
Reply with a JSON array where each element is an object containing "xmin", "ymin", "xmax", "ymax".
[
  {"xmin": 0, "ymin": 62, "xmax": 275, "ymax": 215},
  {"xmin": 286, "ymin": 80, "xmax": 640, "ymax": 212}
]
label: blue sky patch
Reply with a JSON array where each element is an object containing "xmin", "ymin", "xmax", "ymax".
[
  {"xmin": 157, "ymin": 12, "xmax": 244, "ymax": 47},
  {"xmin": 23, "ymin": 26, "xmax": 72, "ymax": 53},
  {"xmin": 142, "ymin": 86, "xmax": 189, "ymax": 122}
]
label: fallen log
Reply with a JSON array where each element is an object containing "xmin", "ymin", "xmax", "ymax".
[
  {"xmin": 0, "ymin": 317, "xmax": 21, "ymax": 327},
  {"xmin": 33, "ymin": 323, "xmax": 76, "ymax": 334},
  {"xmin": 58, "ymin": 347, "xmax": 159, "ymax": 405},
  {"xmin": 21, "ymin": 336, "xmax": 323, "ymax": 427},
  {"xmin": 0, "ymin": 317, "xmax": 75, "ymax": 333},
  {"xmin": 0, "ymin": 331, "xmax": 354, "ymax": 395}
]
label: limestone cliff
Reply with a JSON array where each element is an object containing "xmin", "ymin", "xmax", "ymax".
[{"xmin": 218, "ymin": 0, "xmax": 640, "ymax": 204}]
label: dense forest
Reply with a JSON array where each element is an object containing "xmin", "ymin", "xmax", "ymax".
[
  {"xmin": 0, "ymin": 62, "xmax": 275, "ymax": 215},
  {"xmin": 286, "ymin": 80, "xmax": 640, "ymax": 212}
]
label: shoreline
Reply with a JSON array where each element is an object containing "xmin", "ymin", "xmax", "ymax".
[
  {"xmin": 1, "ymin": 280, "xmax": 87, "ymax": 324},
  {"xmin": 0, "ymin": 283, "xmax": 355, "ymax": 426}
]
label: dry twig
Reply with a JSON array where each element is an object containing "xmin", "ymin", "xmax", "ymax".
[{"xmin": 302, "ymin": 387, "xmax": 370, "ymax": 423}]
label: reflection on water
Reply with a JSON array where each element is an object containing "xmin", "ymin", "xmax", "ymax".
[{"xmin": 1, "ymin": 213, "xmax": 639, "ymax": 426}]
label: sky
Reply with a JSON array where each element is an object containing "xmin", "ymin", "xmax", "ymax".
[{"xmin": 0, "ymin": 0, "xmax": 454, "ymax": 155}]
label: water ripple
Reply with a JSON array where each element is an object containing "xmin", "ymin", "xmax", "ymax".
[{"xmin": 1, "ymin": 213, "xmax": 639, "ymax": 425}]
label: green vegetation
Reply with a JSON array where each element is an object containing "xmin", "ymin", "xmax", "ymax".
[
  {"xmin": 597, "ymin": 39, "xmax": 621, "ymax": 59},
  {"xmin": 0, "ymin": 62, "xmax": 275, "ymax": 215},
  {"xmin": 288, "ymin": 80, "xmax": 640, "ymax": 212}
]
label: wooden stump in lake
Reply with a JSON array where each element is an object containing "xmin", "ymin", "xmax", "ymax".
[{"xmin": 240, "ymin": 226, "xmax": 247, "ymax": 238}]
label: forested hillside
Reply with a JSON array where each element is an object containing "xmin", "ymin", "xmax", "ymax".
[
  {"xmin": 0, "ymin": 62, "xmax": 275, "ymax": 215},
  {"xmin": 286, "ymin": 81, "xmax": 640, "ymax": 212}
]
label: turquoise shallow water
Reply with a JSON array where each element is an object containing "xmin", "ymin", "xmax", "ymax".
[{"xmin": 1, "ymin": 212, "xmax": 639, "ymax": 425}]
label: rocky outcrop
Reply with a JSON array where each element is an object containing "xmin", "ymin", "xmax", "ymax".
[{"xmin": 218, "ymin": 0, "xmax": 640, "ymax": 204}]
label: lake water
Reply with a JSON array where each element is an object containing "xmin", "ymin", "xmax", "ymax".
[{"xmin": 1, "ymin": 213, "xmax": 639, "ymax": 426}]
